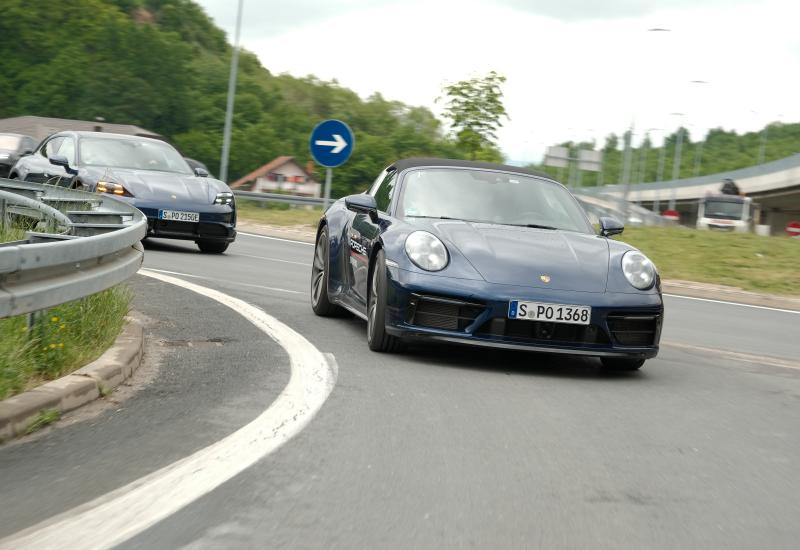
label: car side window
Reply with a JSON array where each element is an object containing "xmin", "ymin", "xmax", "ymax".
[
  {"xmin": 23, "ymin": 137, "xmax": 37, "ymax": 152},
  {"xmin": 41, "ymin": 137, "xmax": 64, "ymax": 158},
  {"xmin": 373, "ymin": 172, "xmax": 397, "ymax": 213},
  {"xmin": 58, "ymin": 138, "xmax": 76, "ymax": 165},
  {"xmin": 367, "ymin": 169, "xmax": 388, "ymax": 195}
]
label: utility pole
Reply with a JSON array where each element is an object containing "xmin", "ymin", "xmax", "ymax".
[
  {"xmin": 668, "ymin": 122, "xmax": 684, "ymax": 210},
  {"xmin": 219, "ymin": 0, "xmax": 244, "ymax": 183}
]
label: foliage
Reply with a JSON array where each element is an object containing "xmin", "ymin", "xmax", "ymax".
[
  {"xmin": 531, "ymin": 122, "xmax": 800, "ymax": 187},
  {"xmin": 440, "ymin": 72, "xmax": 507, "ymax": 161},
  {"xmin": 0, "ymin": 286, "xmax": 131, "ymax": 400},
  {"xmin": 0, "ymin": 0, "xmax": 470, "ymax": 197},
  {"xmin": 616, "ymin": 227, "xmax": 800, "ymax": 295}
]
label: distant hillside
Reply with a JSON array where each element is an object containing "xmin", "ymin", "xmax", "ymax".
[
  {"xmin": 0, "ymin": 0, "xmax": 461, "ymax": 195},
  {"xmin": 531, "ymin": 122, "xmax": 800, "ymax": 187}
]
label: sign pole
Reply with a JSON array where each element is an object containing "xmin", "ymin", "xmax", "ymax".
[{"xmin": 324, "ymin": 167, "xmax": 332, "ymax": 210}]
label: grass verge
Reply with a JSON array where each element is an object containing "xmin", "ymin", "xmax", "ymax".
[
  {"xmin": 0, "ymin": 286, "xmax": 132, "ymax": 400},
  {"xmin": 617, "ymin": 226, "xmax": 800, "ymax": 296},
  {"xmin": 236, "ymin": 200, "xmax": 322, "ymax": 228}
]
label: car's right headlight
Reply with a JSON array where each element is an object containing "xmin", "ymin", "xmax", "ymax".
[
  {"xmin": 405, "ymin": 231, "xmax": 449, "ymax": 271},
  {"xmin": 214, "ymin": 192, "xmax": 234, "ymax": 205},
  {"xmin": 622, "ymin": 250, "xmax": 656, "ymax": 290}
]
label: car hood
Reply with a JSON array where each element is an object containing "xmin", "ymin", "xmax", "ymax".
[
  {"xmin": 417, "ymin": 220, "xmax": 610, "ymax": 292},
  {"xmin": 92, "ymin": 168, "xmax": 227, "ymax": 203}
]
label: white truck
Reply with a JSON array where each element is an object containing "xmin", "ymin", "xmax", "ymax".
[{"xmin": 696, "ymin": 194, "xmax": 754, "ymax": 232}]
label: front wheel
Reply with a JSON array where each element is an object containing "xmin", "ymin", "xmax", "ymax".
[
  {"xmin": 197, "ymin": 240, "xmax": 229, "ymax": 254},
  {"xmin": 367, "ymin": 250, "xmax": 402, "ymax": 352},
  {"xmin": 600, "ymin": 357, "xmax": 645, "ymax": 372},
  {"xmin": 311, "ymin": 227, "xmax": 340, "ymax": 316}
]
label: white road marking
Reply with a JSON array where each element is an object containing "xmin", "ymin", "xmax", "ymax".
[
  {"xmin": 664, "ymin": 293, "xmax": 800, "ymax": 315},
  {"xmin": 235, "ymin": 252, "xmax": 311, "ymax": 266},
  {"xmin": 238, "ymin": 232, "xmax": 314, "ymax": 246},
  {"xmin": 0, "ymin": 270, "xmax": 336, "ymax": 550},
  {"xmin": 144, "ymin": 268, "xmax": 304, "ymax": 295},
  {"xmin": 663, "ymin": 340, "xmax": 800, "ymax": 370}
]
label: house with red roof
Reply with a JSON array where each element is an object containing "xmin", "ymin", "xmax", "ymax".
[{"xmin": 230, "ymin": 156, "xmax": 321, "ymax": 197}]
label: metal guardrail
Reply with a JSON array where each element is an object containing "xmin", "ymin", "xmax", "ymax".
[
  {"xmin": 0, "ymin": 177, "xmax": 146, "ymax": 318},
  {"xmin": 234, "ymin": 190, "xmax": 325, "ymax": 207}
]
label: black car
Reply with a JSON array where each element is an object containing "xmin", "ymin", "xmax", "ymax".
[
  {"xmin": 10, "ymin": 131, "xmax": 236, "ymax": 253},
  {"xmin": 0, "ymin": 133, "xmax": 38, "ymax": 178}
]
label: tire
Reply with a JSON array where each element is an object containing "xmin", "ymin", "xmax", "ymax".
[
  {"xmin": 197, "ymin": 240, "xmax": 229, "ymax": 254},
  {"xmin": 367, "ymin": 249, "xmax": 402, "ymax": 352},
  {"xmin": 310, "ymin": 226, "xmax": 341, "ymax": 316},
  {"xmin": 600, "ymin": 357, "xmax": 645, "ymax": 372}
]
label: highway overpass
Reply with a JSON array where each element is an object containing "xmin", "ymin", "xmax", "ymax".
[{"xmin": 581, "ymin": 154, "xmax": 800, "ymax": 234}]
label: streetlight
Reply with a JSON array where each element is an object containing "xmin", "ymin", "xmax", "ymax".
[
  {"xmin": 219, "ymin": 0, "xmax": 244, "ymax": 183},
  {"xmin": 668, "ymin": 113, "xmax": 685, "ymax": 210}
]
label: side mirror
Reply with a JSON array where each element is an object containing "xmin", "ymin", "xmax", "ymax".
[
  {"xmin": 599, "ymin": 216, "xmax": 624, "ymax": 237},
  {"xmin": 49, "ymin": 154, "xmax": 78, "ymax": 175},
  {"xmin": 345, "ymin": 193, "xmax": 379, "ymax": 222},
  {"xmin": 194, "ymin": 167, "xmax": 209, "ymax": 177},
  {"xmin": 21, "ymin": 149, "xmax": 33, "ymax": 157}
]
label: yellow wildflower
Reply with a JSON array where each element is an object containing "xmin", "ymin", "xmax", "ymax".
[
  {"xmin": 51, "ymin": 316, "xmax": 59, "ymax": 323},
  {"xmin": 49, "ymin": 343, "xmax": 56, "ymax": 349},
  {"xmin": 58, "ymin": 343, "xmax": 64, "ymax": 348}
]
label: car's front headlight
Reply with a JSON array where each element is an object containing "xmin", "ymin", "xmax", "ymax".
[
  {"xmin": 622, "ymin": 250, "xmax": 656, "ymax": 290},
  {"xmin": 214, "ymin": 192, "xmax": 234, "ymax": 205},
  {"xmin": 405, "ymin": 231, "xmax": 449, "ymax": 271},
  {"xmin": 97, "ymin": 181, "xmax": 133, "ymax": 197}
]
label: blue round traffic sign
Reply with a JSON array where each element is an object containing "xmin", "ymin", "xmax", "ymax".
[{"xmin": 309, "ymin": 119, "xmax": 354, "ymax": 168}]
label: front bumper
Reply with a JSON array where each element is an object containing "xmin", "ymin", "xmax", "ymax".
[
  {"xmin": 134, "ymin": 202, "xmax": 236, "ymax": 243},
  {"xmin": 384, "ymin": 267, "xmax": 663, "ymax": 359}
]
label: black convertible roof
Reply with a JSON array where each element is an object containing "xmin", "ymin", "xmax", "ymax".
[{"xmin": 390, "ymin": 158, "xmax": 556, "ymax": 181}]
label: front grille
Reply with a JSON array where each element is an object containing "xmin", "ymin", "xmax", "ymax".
[
  {"xmin": 607, "ymin": 314, "xmax": 660, "ymax": 346},
  {"xmin": 408, "ymin": 295, "xmax": 484, "ymax": 331},
  {"xmin": 476, "ymin": 318, "xmax": 610, "ymax": 345}
]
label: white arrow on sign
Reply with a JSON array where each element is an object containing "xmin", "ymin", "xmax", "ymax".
[{"xmin": 314, "ymin": 134, "xmax": 348, "ymax": 154}]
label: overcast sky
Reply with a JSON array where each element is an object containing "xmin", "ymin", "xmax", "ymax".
[{"xmin": 196, "ymin": 0, "xmax": 800, "ymax": 162}]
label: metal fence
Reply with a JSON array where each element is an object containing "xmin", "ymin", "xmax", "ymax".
[
  {"xmin": 233, "ymin": 190, "xmax": 325, "ymax": 207},
  {"xmin": 0, "ymin": 178, "xmax": 146, "ymax": 318}
]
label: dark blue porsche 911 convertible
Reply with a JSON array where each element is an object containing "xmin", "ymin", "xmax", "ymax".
[{"xmin": 311, "ymin": 158, "xmax": 663, "ymax": 371}]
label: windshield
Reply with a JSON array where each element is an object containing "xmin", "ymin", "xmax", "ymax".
[
  {"xmin": 704, "ymin": 199, "xmax": 745, "ymax": 220},
  {"xmin": 78, "ymin": 137, "xmax": 192, "ymax": 174},
  {"xmin": 399, "ymin": 168, "xmax": 592, "ymax": 233},
  {"xmin": 0, "ymin": 135, "xmax": 21, "ymax": 150}
]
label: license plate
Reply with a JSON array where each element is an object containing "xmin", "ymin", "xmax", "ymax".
[
  {"xmin": 508, "ymin": 300, "xmax": 591, "ymax": 325},
  {"xmin": 159, "ymin": 210, "xmax": 199, "ymax": 223}
]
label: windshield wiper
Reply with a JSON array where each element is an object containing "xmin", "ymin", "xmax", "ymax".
[{"xmin": 500, "ymin": 223, "xmax": 559, "ymax": 230}]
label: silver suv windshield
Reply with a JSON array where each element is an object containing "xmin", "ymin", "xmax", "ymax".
[{"xmin": 400, "ymin": 168, "xmax": 592, "ymax": 233}]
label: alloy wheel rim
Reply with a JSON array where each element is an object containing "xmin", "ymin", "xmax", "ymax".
[{"xmin": 311, "ymin": 237, "xmax": 325, "ymax": 306}]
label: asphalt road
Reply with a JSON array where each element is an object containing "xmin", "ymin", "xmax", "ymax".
[{"xmin": 1, "ymin": 232, "xmax": 798, "ymax": 549}]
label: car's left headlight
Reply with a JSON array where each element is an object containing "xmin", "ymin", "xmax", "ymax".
[
  {"xmin": 622, "ymin": 250, "xmax": 656, "ymax": 290},
  {"xmin": 214, "ymin": 192, "xmax": 234, "ymax": 205},
  {"xmin": 405, "ymin": 231, "xmax": 449, "ymax": 271}
]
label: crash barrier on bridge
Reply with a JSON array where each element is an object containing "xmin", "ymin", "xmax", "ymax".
[
  {"xmin": 0, "ymin": 177, "xmax": 146, "ymax": 318},
  {"xmin": 580, "ymin": 153, "xmax": 800, "ymax": 203}
]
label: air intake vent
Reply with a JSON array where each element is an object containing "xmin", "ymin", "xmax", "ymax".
[
  {"xmin": 408, "ymin": 295, "xmax": 484, "ymax": 331},
  {"xmin": 607, "ymin": 314, "xmax": 660, "ymax": 346}
]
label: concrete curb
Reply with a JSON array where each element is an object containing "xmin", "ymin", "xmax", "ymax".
[
  {"xmin": 0, "ymin": 314, "xmax": 144, "ymax": 442},
  {"xmin": 235, "ymin": 220, "xmax": 800, "ymax": 311}
]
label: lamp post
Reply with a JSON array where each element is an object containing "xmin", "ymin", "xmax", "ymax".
[
  {"xmin": 668, "ymin": 113, "xmax": 686, "ymax": 210},
  {"xmin": 219, "ymin": 0, "xmax": 244, "ymax": 183}
]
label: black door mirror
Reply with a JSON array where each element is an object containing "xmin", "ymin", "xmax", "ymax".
[
  {"xmin": 21, "ymin": 149, "xmax": 33, "ymax": 157},
  {"xmin": 345, "ymin": 193, "xmax": 379, "ymax": 222},
  {"xmin": 49, "ymin": 154, "xmax": 78, "ymax": 175},
  {"xmin": 599, "ymin": 216, "xmax": 624, "ymax": 237},
  {"xmin": 194, "ymin": 167, "xmax": 209, "ymax": 177}
]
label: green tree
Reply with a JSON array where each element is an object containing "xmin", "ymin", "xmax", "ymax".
[{"xmin": 440, "ymin": 71, "xmax": 508, "ymax": 161}]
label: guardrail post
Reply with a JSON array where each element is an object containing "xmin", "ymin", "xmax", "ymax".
[{"xmin": 0, "ymin": 198, "xmax": 6, "ymax": 232}]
